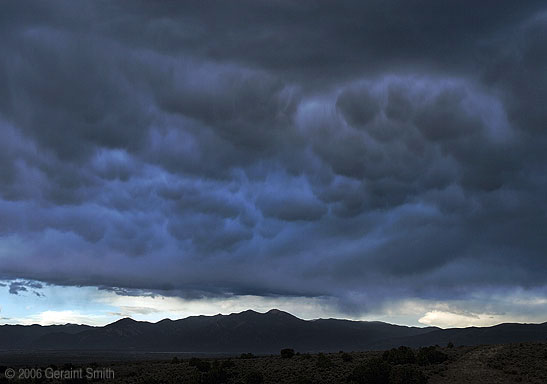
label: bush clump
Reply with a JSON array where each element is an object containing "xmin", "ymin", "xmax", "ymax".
[
  {"xmin": 189, "ymin": 357, "xmax": 211, "ymax": 372},
  {"xmin": 294, "ymin": 375, "xmax": 314, "ymax": 384},
  {"xmin": 348, "ymin": 357, "xmax": 391, "ymax": 384},
  {"xmin": 280, "ymin": 348, "xmax": 295, "ymax": 359},
  {"xmin": 417, "ymin": 346, "xmax": 448, "ymax": 365},
  {"xmin": 389, "ymin": 364, "xmax": 427, "ymax": 384},
  {"xmin": 245, "ymin": 370, "xmax": 264, "ymax": 384},
  {"xmin": 315, "ymin": 353, "xmax": 333, "ymax": 369},
  {"xmin": 341, "ymin": 352, "xmax": 354, "ymax": 362},
  {"xmin": 201, "ymin": 361, "xmax": 229, "ymax": 384},
  {"xmin": 382, "ymin": 346, "xmax": 416, "ymax": 365},
  {"xmin": 239, "ymin": 353, "xmax": 255, "ymax": 359},
  {"xmin": 220, "ymin": 359, "xmax": 235, "ymax": 369}
]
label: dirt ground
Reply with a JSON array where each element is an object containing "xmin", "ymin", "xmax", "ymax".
[{"xmin": 429, "ymin": 343, "xmax": 547, "ymax": 384}]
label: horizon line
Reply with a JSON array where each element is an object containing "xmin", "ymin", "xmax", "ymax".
[{"xmin": 2, "ymin": 308, "xmax": 545, "ymax": 330}]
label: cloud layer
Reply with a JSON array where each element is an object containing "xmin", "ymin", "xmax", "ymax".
[{"xmin": 1, "ymin": 1, "xmax": 546, "ymax": 316}]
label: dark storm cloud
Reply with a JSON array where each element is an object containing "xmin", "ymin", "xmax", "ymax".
[
  {"xmin": 8, "ymin": 280, "xmax": 43, "ymax": 296},
  {"xmin": 0, "ymin": 1, "xmax": 546, "ymax": 315}
]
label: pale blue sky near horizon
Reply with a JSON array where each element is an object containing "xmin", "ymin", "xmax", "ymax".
[{"xmin": 2, "ymin": 279, "xmax": 547, "ymax": 329}]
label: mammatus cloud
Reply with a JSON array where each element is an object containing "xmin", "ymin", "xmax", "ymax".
[{"xmin": 0, "ymin": 1, "xmax": 546, "ymax": 321}]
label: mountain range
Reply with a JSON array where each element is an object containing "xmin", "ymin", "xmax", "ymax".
[{"xmin": 1, "ymin": 309, "xmax": 546, "ymax": 353}]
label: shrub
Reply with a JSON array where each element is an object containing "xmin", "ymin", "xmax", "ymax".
[
  {"xmin": 341, "ymin": 352, "xmax": 354, "ymax": 362},
  {"xmin": 189, "ymin": 357, "xmax": 211, "ymax": 372},
  {"xmin": 239, "ymin": 353, "xmax": 255, "ymax": 359},
  {"xmin": 220, "ymin": 359, "xmax": 235, "ymax": 369},
  {"xmin": 348, "ymin": 358, "xmax": 391, "ymax": 384},
  {"xmin": 171, "ymin": 356, "xmax": 180, "ymax": 364},
  {"xmin": 315, "ymin": 353, "xmax": 333, "ymax": 369},
  {"xmin": 417, "ymin": 346, "xmax": 448, "ymax": 365},
  {"xmin": 389, "ymin": 364, "xmax": 427, "ymax": 384},
  {"xmin": 245, "ymin": 370, "xmax": 264, "ymax": 384},
  {"xmin": 382, "ymin": 346, "xmax": 416, "ymax": 365},
  {"xmin": 189, "ymin": 357, "xmax": 200, "ymax": 366},
  {"xmin": 295, "ymin": 375, "xmax": 314, "ymax": 384},
  {"xmin": 280, "ymin": 348, "xmax": 295, "ymax": 359},
  {"xmin": 447, "ymin": 341, "xmax": 454, "ymax": 348},
  {"xmin": 201, "ymin": 362, "xmax": 228, "ymax": 384}
]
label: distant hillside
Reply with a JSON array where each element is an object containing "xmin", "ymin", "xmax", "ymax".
[
  {"xmin": 1, "ymin": 310, "xmax": 546, "ymax": 353},
  {"xmin": 0, "ymin": 323, "xmax": 92, "ymax": 349}
]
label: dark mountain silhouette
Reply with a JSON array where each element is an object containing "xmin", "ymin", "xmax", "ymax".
[
  {"xmin": 0, "ymin": 323, "xmax": 92, "ymax": 350},
  {"xmin": 369, "ymin": 322, "xmax": 547, "ymax": 349},
  {"xmin": 1, "ymin": 310, "xmax": 546, "ymax": 353}
]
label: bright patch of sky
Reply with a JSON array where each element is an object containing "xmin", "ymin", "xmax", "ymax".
[{"xmin": 1, "ymin": 280, "xmax": 546, "ymax": 329}]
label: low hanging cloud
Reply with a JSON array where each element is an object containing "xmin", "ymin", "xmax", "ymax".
[
  {"xmin": 0, "ymin": 1, "xmax": 546, "ymax": 317},
  {"xmin": 7, "ymin": 280, "xmax": 44, "ymax": 296}
]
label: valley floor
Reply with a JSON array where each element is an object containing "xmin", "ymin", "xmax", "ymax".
[{"xmin": 1, "ymin": 342, "xmax": 546, "ymax": 383}]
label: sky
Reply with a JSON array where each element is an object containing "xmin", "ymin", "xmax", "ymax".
[{"xmin": 0, "ymin": 0, "xmax": 546, "ymax": 328}]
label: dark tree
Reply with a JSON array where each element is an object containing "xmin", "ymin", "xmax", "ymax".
[{"xmin": 280, "ymin": 348, "xmax": 295, "ymax": 358}]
